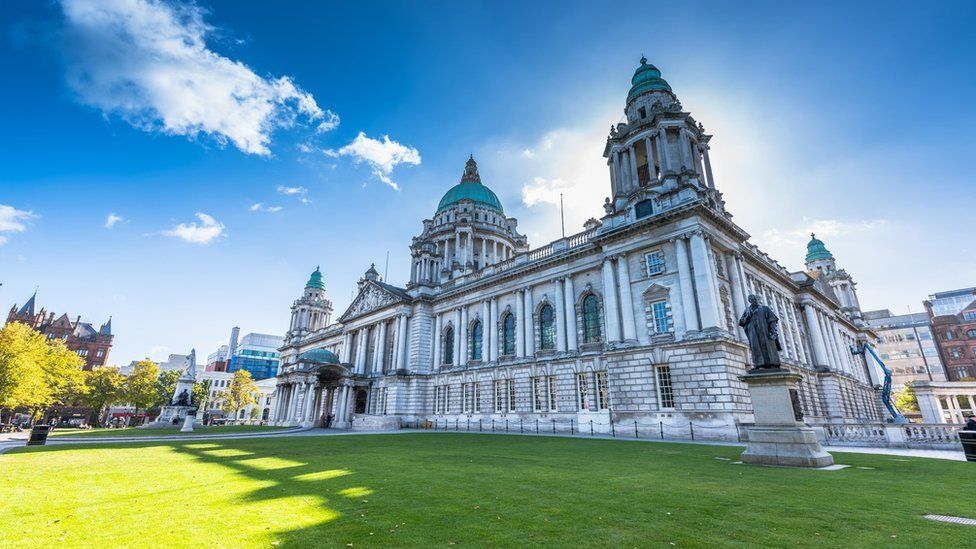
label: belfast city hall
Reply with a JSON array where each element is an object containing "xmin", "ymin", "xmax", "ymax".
[{"xmin": 271, "ymin": 58, "xmax": 884, "ymax": 438}]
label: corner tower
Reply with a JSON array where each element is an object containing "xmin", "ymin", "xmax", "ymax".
[
  {"xmin": 286, "ymin": 266, "xmax": 333, "ymax": 342},
  {"xmin": 805, "ymin": 234, "xmax": 863, "ymax": 324}
]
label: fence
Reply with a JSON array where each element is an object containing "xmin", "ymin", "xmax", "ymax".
[
  {"xmin": 824, "ymin": 423, "xmax": 962, "ymax": 450},
  {"xmin": 407, "ymin": 417, "xmax": 742, "ymax": 442}
]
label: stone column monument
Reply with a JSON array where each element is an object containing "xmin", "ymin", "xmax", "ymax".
[
  {"xmin": 149, "ymin": 350, "xmax": 200, "ymax": 431},
  {"xmin": 738, "ymin": 295, "xmax": 834, "ymax": 467}
]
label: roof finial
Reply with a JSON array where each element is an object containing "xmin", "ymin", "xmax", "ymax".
[
  {"xmin": 810, "ymin": 232, "xmax": 816, "ymax": 239},
  {"xmin": 640, "ymin": 55, "xmax": 647, "ymax": 65}
]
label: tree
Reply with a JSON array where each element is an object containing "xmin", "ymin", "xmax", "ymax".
[
  {"xmin": 40, "ymin": 339, "xmax": 87, "ymax": 412},
  {"xmin": 155, "ymin": 369, "xmax": 183, "ymax": 410},
  {"xmin": 193, "ymin": 379, "xmax": 212, "ymax": 412},
  {"xmin": 895, "ymin": 382, "xmax": 919, "ymax": 413},
  {"xmin": 124, "ymin": 360, "xmax": 161, "ymax": 419},
  {"xmin": 217, "ymin": 370, "xmax": 258, "ymax": 420},
  {"xmin": 0, "ymin": 323, "xmax": 49, "ymax": 420},
  {"xmin": 82, "ymin": 367, "xmax": 126, "ymax": 426}
]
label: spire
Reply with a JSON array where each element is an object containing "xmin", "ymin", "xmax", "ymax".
[
  {"xmin": 17, "ymin": 291, "xmax": 37, "ymax": 316},
  {"xmin": 364, "ymin": 263, "xmax": 380, "ymax": 281},
  {"xmin": 460, "ymin": 155, "xmax": 481, "ymax": 184},
  {"xmin": 99, "ymin": 316, "xmax": 113, "ymax": 335}
]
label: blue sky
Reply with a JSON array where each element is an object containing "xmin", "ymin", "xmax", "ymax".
[{"xmin": 2, "ymin": 0, "xmax": 975, "ymax": 365}]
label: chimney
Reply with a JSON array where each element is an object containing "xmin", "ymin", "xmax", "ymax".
[{"xmin": 228, "ymin": 326, "xmax": 241, "ymax": 359}]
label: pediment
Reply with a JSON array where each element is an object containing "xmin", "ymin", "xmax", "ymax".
[{"xmin": 338, "ymin": 282, "xmax": 405, "ymax": 322}]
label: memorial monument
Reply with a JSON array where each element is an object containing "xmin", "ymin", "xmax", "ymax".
[
  {"xmin": 738, "ymin": 295, "xmax": 834, "ymax": 467},
  {"xmin": 149, "ymin": 349, "xmax": 200, "ymax": 431}
]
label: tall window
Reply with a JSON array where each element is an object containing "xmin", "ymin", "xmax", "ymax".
[
  {"xmin": 474, "ymin": 382, "xmax": 481, "ymax": 413},
  {"xmin": 946, "ymin": 330, "xmax": 956, "ymax": 340},
  {"xmin": 582, "ymin": 295, "xmax": 601, "ymax": 343},
  {"xmin": 444, "ymin": 386, "xmax": 451, "ymax": 413},
  {"xmin": 651, "ymin": 301, "xmax": 671, "ymax": 334},
  {"xmin": 435, "ymin": 386, "xmax": 443, "ymax": 414},
  {"xmin": 645, "ymin": 251, "xmax": 665, "ymax": 276},
  {"xmin": 494, "ymin": 380, "xmax": 504, "ymax": 412},
  {"xmin": 443, "ymin": 327, "xmax": 454, "ymax": 364},
  {"xmin": 462, "ymin": 383, "xmax": 472, "ymax": 413},
  {"xmin": 577, "ymin": 373, "xmax": 589, "ymax": 410},
  {"xmin": 471, "ymin": 320, "xmax": 483, "ymax": 361},
  {"xmin": 507, "ymin": 379, "xmax": 516, "ymax": 412},
  {"xmin": 547, "ymin": 376, "xmax": 558, "ymax": 412},
  {"xmin": 533, "ymin": 377, "xmax": 545, "ymax": 412},
  {"xmin": 967, "ymin": 330, "xmax": 976, "ymax": 339},
  {"xmin": 656, "ymin": 365, "xmax": 675, "ymax": 409},
  {"xmin": 596, "ymin": 371, "xmax": 609, "ymax": 410},
  {"xmin": 539, "ymin": 305, "xmax": 555, "ymax": 350},
  {"xmin": 502, "ymin": 314, "xmax": 516, "ymax": 355}
]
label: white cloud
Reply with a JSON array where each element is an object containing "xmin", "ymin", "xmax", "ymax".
[
  {"xmin": 760, "ymin": 218, "xmax": 888, "ymax": 250},
  {"xmin": 249, "ymin": 202, "xmax": 282, "ymax": 213},
  {"xmin": 521, "ymin": 176, "xmax": 574, "ymax": 207},
  {"xmin": 60, "ymin": 0, "xmax": 337, "ymax": 156},
  {"xmin": 335, "ymin": 132, "xmax": 421, "ymax": 190},
  {"xmin": 104, "ymin": 213, "xmax": 124, "ymax": 228},
  {"xmin": 0, "ymin": 204, "xmax": 36, "ymax": 245},
  {"xmin": 162, "ymin": 212, "xmax": 225, "ymax": 244},
  {"xmin": 276, "ymin": 185, "xmax": 308, "ymax": 196}
]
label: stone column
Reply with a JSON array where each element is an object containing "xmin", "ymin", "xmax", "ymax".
[
  {"xmin": 802, "ymin": 303, "xmax": 829, "ymax": 367},
  {"xmin": 674, "ymin": 236, "xmax": 699, "ymax": 333},
  {"xmin": 602, "ymin": 257, "xmax": 621, "ymax": 342},
  {"xmin": 341, "ymin": 332, "xmax": 351, "ymax": 363},
  {"xmin": 627, "ymin": 146, "xmax": 639, "ymax": 189},
  {"xmin": 524, "ymin": 288, "xmax": 535, "ymax": 356},
  {"xmin": 287, "ymin": 383, "xmax": 301, "ymax": 423},
  {"xmin": 397, "ymin": 313, "xmax": 409, "ymax": 371},
  {"xmin": 554, "ymin": 278, "xmax": 567, "ymax": 352},
  {"xmin": 488, "ymin": 298, "xmax": 498, "ymax": 362},
  {"xmin": 658, "ymin": 127, "xmax": 671, "ymax": 172},
  {"xmin": 564, "ymin": 276, "xmax": 578, "ymax": 351},
  {"xmin": 644, "ymin": 136, "xmax": 656, "ymax": 178},
  {"xmin": 616, "ymin": 254, "xmax": 637, "ymax": 341},
  {"xmin": 481, "ymin": 300, "xmax": 490, "ymax": 360},
  {"xmin": 460, "ymin": 306, "xmax": 469, "ymax": 365},
  {"xmin": 689, "ymin": 233, "xmax": 720, "ymax": 329},
  {"xmin": 611, "ymin": 149, "xmax": 622, "ymax": 196},
  {"xmin": 272, "ymin": 385, "xmax": 284, "ymax": 423},
  {"xmin": 355, "ymin": 329, "xmax": 366, "ymax": 374},
  {"xmin": 481, "ymin": 239, "xmax": 487, "ymax": 269},
  {"xmin": 727, "ymin": 253, "xmax": 746, "ymax": 323},
  {"xmin": 302, "ymin": 382, "xmax": 316, "ymax": 425},
  {"xmin": 702, "ymin": 146, "xmax": 715, "ymax": 188},
  {"xmin": 375, "ymin": 321, "xmax": 387, "ymax": 374},
  {"xmin": 515, "ymin": 291, "xmax": 525, "ymax": 357},
  {"xmin": 432, "ymin": 313, "xmax": 442, "ymax": 370}
]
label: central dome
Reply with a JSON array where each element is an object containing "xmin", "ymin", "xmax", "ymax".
[
  {"xmin": 627, "ymin": 56, "xmax": 672, "ymax": 103},
  {"xmin": 436, "ymin": 156, "xmax": 504, "ymax": 215}
]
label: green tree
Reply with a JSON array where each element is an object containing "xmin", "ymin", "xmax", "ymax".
[
  {"xmin": 155, "ymin": 369, "xmax": 183, "ymax": 410},
  {"xmin": 40, "ymin": 339, "xmax": 87, "ymax": 412},
  {"xmin": 124, "ymin": 360, "xmax": 161, "ymax": 420},
  {"xmin": 0, "ymin": 323, "xmax": 49, "ymax": 421},
  {"xmin": 83, "ymin": 367, "xmax": 126, "ymax": 426},
  {"xmin": 217, "ymin": 370, "xmax": 258, "ymax": 419},
  {"xmin": 895, "ymin": 382, "xmax": 919, "ymax": 413}
]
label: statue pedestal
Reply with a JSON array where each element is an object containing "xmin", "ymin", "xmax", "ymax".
[
  {"xmin": 149, "ymin": 405, "xmax": 198, "ymax": 428},
  {"xmin": 740, "ymin": 369, "xmax": 834, "ymax": 468},
  {"xmin": 180, "ymin": 412, "xmax": 196, "ymax": 433}
]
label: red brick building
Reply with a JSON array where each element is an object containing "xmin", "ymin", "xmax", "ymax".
[
  {"xmin": 6, "ymin": 292, "xmax": 113, "ymax": 370},
  {"xmin": 925, "ymin": 288, "xmax": 976, "ymax": 381}
]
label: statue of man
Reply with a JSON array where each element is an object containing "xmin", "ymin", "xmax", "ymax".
[
  {"xmin": 738, "ymin": 294, "xmax": 782, "ymax": 370},
  {"xmin": 175, "ymin": 389, "xmax": 190, "ymax": 407}
]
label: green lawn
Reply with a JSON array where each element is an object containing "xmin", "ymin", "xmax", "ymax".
[
  {"xmin": 2, "ymin": 433, "xmax": 973, "ymax": 547},
  {"xmin": 47, "ymin": 425, "xmax": 289, "ymax": 438}
]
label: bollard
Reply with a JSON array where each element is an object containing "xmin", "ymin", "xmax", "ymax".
[
  {"xmin": 660, "ymin": 421, "xmax": 664, "ymax": 440},
  {"xmin": 552, "ymin": 419, "xmax": 556, "ymax": 434},
  {"xmin": 456, "ymin": 419, "xmax": 459, "ymax": 431},
  {"xmin": 690, "ymin": 422, "xmax": 695, "ymax": 441},
  {"xmin": 590, "ymin": 420, "xmax": 594, "ymax": 436},
  {"xmin": 520, "ymin": 418, "xmax": 524, "ymax": 433},
  {"xmin": 467, "ymin": 419, "xmax": 470, "ymax": 432},
  {"xmin": 570, "ymin": 419, "xmax": 574, "ymax": 435},
  {"xmin": 492, "ymin": 419, "xmax": 495, "ymax": 432},
  {"xmin": 635, "ymin": 420, "xmax": 638, "ymax": 439},
  {"xmin": 536, "ymin": 419, "xmax": 539, "ymax": 434},
  {"xmin": 479, "ymin": 419, "xmax": 483, "ymax": 432},
  {"xmin": 610, "ymin": 416, "xmax": 615, "ymax": 437},
  {"xmin": 506, "ymin": 419, "xmax": 509, "ymax": 433}
]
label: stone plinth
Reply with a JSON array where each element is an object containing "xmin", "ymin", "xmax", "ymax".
[{"xmin": 740, "ymin": 369, "xmax": 834, "ymax": 468}]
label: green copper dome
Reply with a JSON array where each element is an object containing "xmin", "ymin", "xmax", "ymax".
[
  {"xmin": 436, "ymin": 156, "xmax": 504, "ymax": 215},
  {"xmin": 805, "ymin": 233, "xmax": 834, "ymax": 263},
  {"xmin": 627, "ymin": 57, "xmax": 672, "ymax": 103},
  {"xmin": 298, "ymin": 348, "xmax": 340, "ymax": 365},
  {"xmin": 305, "ymin": 266, "xmax": 325, "ymax": 290}
]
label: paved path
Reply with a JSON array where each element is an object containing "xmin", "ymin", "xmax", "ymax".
[{"xmin": 1, "ymin": 427, "xmax": 966, "ymax": 462}]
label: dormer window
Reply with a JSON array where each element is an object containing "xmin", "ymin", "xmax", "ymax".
[{"xmin": 638, "ymin": 107, "xmax": 647, "ymax": 118}]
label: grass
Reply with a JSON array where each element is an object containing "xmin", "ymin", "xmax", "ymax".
[
  {"xmin": 47, "ymin": 425, "xmax": 289, "ymax": 438},
  {"xmin": 2, "ymin": 433, "xmax": 974, "ymax": 547}
]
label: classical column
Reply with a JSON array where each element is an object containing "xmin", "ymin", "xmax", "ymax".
[
  {"xmin": 272, "ymin": 385, "xmax": 284, "ymax": 422},
  {"xmin": 481, "ymin": 300, "xmax": 490, "ymax": 360},
  {"xmin": 374, "ymin": 321, "xmax": 387, "ymax": 374},
  {"xmin": 432, "ymin": 313, "xmax": 442, "ymax": 370},
  {"xmin": 644, "ymin": 137, "xmax": 656, "ymax": 177},
  {"xmin": 397, "ymin": 313, "xmax": 408, "ymax": 371},
  {"xmin": 524, "ymin": 288, "xmax": 535, "ymax": 356},
  {"xmin": 689, "ymin": 233, "xmax": 720, "ymax": 329},
  {"xmin": 554, "ymin": 278, "xmax": 567, "ymax": 352},
  {"xmin": 481, "ymin": 239, "xmax": 487, "ymax": 269},
  {"xmin": 564, "ymin": 276, "xmax": 578, "ymax": 351},
  {"xmin": 679, "ymin": 128, "xmax": 692, "ymax": 169},
  {"xmin": 674, "ymin": 237, "xmax": 699, "ymax": 333},
  {"xmin": 460, "ymin": 306, "xmax": 469, "ymax": 365},
  {"xmin": 515, "ymin": 291, "xmax": 525, "ymax": 357},
  {"xmin": 602, "ymin": 257, "xmax": 621, "ymax": 342},
  {"xmin": 658, "ymin": 127, "xmax": 671, "ymax": 172},
  {"xmin": 302, "ymin": 382, "xmax": 316, "ymax": 424},
  {"xmin": 802, "ymin": 303, "xmax": 829, "ymax": 367},
  {"xmin": 616, "ymin": 254, "xmax": 637, "ymax": 341},
  {"xmin": 627, "ymin": 146, "xmax": 639, "ymax": 189},
  {"xmin": 611, "ymin": 149, "xmax": 623, "ymax": 196},
  {"xmin": 488, "ymin": 298, "xmax": 498, "ymax": 362},
  {"xmin": 454, "ymin": 307, "xmax": 463, "ymax": 364},
  {"xmin": 727, "ymin": 253, "xmax": 746, "ymax": 324},
  {"xmin": 702, "ymin": 146, "xmax": 715, "ymax": 188},
  {"xmin": 287, "ymin": 383, "xmax": 301, "ymax": 423}
]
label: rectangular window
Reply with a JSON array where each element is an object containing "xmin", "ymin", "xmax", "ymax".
[
  {"xmin": 596, "ymin": 371, "xmax": 609, "ymax": 410},
  {"xmin": 96, "ymin": 348, "xmax": 105, "ymax": 358},
  {"xmin": 656, "ymin": 365, "xmax": 675, "ymax": 409},
  {"xmin": 645, "ymin": 251, "xmax": 665, "ymax": 276},
  {"xmin": 533, "ymin": 377, "xmax": 545, "ymax": 412},
  {"xmin": 445, "ymin": 385, "xmax": 451, "ymax": 413},
  {"xmin": 547, "ymin": 376, "xmax": 558, "ymax": 412},
  {"xmin": 77, "ymin": 349, "xmax": 88, "ymax": 357},
  {"xmin": 965, "ymin": 312, "xmax": 976, "ymax": 321},
  {"xmin": 461, "ymin": 383, "xmax": 471, "ymax": 413},
  {"xmin": 652, "ymin": 300, "xmax": 671, "ymax": 334},
  {"xmin": 577, "ymin": 373, "xmax": 589, "ymax": 410},
  {"xmin": 494, "ymin": 380, "xmax": 503, "ymax": 412},
  {"xmin": 507, "ymin": 379, "xmax": 516, "ymax": 412},
  {"xmin": 474, "ymin": 382, "xmax": 481, "ymax": 413}
]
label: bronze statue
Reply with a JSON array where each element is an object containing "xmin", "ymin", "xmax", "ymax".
[
  {"xmin": 175, "ymin": 389, "xmax": 190, "ymax": 407},
  {"xmin": 738, "ymin": 294, "xmax": 782, "ymax": 370}
]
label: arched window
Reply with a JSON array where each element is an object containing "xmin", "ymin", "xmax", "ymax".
[
  {"xmin": 502, "ymin": 314, "xmax": 515, "ymax": 355},
  {"xmin": 471, "ymin": 320, "xmax": 483, "ymax": 361},
  {"xmin": 443, "ymin": 327, "xmax": 454, "ymax": 364},
  {"xmin": 967, "ymin": 330, "xmax": 976, "ymax": 339},
  {"xmin": 582, "ymin": 295, "xmax": 601, "ymax": 343},
  {"xmin": 539, "ymin": 304, "xmax": 555, "ymax": 350}
]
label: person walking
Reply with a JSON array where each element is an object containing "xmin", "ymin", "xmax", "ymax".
[{"xmin": 965, "ymin": 414, "xmax": 976, "ymax": 431}]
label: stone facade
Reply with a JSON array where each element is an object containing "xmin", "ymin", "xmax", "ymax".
[
  {"xmin": 272, "ymin": 58, "xmax": 885, "ymax": 435},
  {"xmin": 6, "ymin": 292, "xmax": 113, "ymax": 371}
]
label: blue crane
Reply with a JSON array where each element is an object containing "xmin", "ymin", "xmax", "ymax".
[{"xmin": 851, "ymin": 342, "xmax": 908, "ymax": 424}]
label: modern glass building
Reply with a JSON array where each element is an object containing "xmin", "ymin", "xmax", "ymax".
[{"xmin": 227, "ymin": 332, "xmax": 284, "ymax": 380}]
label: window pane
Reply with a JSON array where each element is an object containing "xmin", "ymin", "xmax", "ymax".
[
  {"xmin": 656, "ymin": 366, "xmax": 675, "ymax": 409},
  {"xmin": 503, "ymin": 315, "xmax": 515, "ymax": 355},
  {"xmin": 646, "ymin": 251, "xmax": 665, "ymax": 275},
  {"xmin": 540, "ymin": 305, "xmax": 555, "ymax": 350},
  {"xmin": 583, "ymin": 295, "xmax": 601, "ymax": 343},
  {"xmin": 444, "ymin": 328, "xmax": 454, "ymax": 364},
  {"xmin": 472, "ymin": 320, "xmax": 483, "ymax": 360}
]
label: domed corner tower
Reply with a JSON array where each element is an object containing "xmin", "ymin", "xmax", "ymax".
[
  {"xmin": 408, "ymin": 155, "xmax": 527, "ymax": 287},
  {"xmin": 287, "ymin": 266, "xmax": 334, "ymax": 343},
  {"xmin": 804, "ymin": 234, "xmax": 864, "ymax": 324},
  {"xmin": 602, "ymin": 57, "xmax": 726, "ymax": 224}
]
